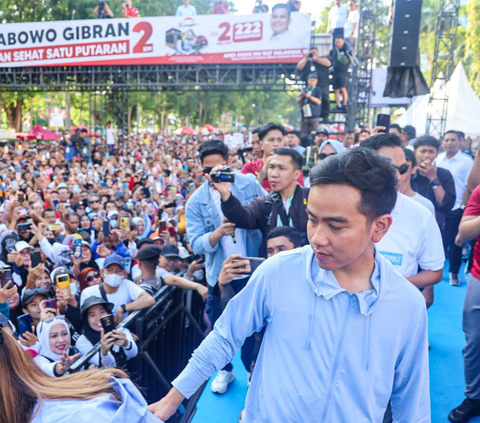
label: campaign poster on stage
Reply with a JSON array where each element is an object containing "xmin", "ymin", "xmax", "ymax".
[{"xmin": 0, "ymin": 13, "xmax": 311, "ymax": 68}]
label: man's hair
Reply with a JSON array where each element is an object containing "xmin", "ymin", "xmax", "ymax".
[
  {"xmin": 403, "ymin": 125, "xmax": 416, "ymax": 140},
  {"xmin": 272, "ymin": 147, "xmax": 303, "ymax": 170},
  {"xmin": 43, "ymin": 209, "xmax": 56, "ymax": 217},
  {"xmin": 403, "ymin": 147, "xmax": 417, "ymax": 167},
  {"xmin": 272, "ymin": 3, "xmax": 291, "ymax": 17},
  {"xmin": 251, "ymin": 126, "xmax": 261, "ymax": 135},
  {"xmin": 413, "ymin": 135, "xmax": 440, "ymax": 151},
  {"xmin": 258, "ymin": 122, "xmax": 287, "ymax": 141},
  {"xmin": 65, "ymin": 212, "xmax": 79, "ymax": 222},
  {"xmin": 360, "ymin": 129, "xmax": 370, "ymax": 135},
  {"xmin": 390, "ymin": 123, "xmax": 401, "ymax": 132},
  {"xmin": 343, "ymin": 130, "xmax": 355, "ymax": 136},
  {"xmin": 88, "ymin": 193, "xmax": 100, "ymax": 202},
  {"xmin": 457, "ymin": 130, "xmax": 465, "ymax": 140},
  {"xmin": 266, "ymin": 226, "xmax": 302, "ymax": 248},
  {"xmin": 361, "ymin": 133, "xmax": 402, "ymax": 151},
  {"xmin": 309, "ymin": 148, "xmax": 398, "ymax": 222},
  {"xmin": 199, "ymin": 139, "xmax": 229, "ymax": 163},
  {"xmin": 444, "ymin": 130, "xmax": 460, "ymax": 140},
  {"xmin": 107, "ymin": 121, "xmax": 112, "ymax": 125}
]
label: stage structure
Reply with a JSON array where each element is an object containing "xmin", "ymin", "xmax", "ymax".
[{"xmin": 425, "ymin": 0, "xmax": 460, "ymax": 137}]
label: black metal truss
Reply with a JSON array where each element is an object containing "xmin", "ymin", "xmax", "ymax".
[
  {"xmin": 425, "ymin": 0, "xmax": 460, "ymax": 137},
  {"xmin": 0, "ymin": 63, "xmax": 298, "ymax": 92},
  {"xmin": 347, "ymin": 0, "xmax": 377, "ymax": 130}
]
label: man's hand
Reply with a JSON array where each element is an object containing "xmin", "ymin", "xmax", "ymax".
[
  {"xmin": 258, "ymin": 155, "xmax": 274, "ymax": 182},
  {"xmin": 196, "ymin": 284, "xmax": 208, "ymax": 302},
  {"xmin": 100, "ymin": 328, "xmax": 116, "ymax": 356},
  {"xmin": 185, "ymin": 259, "xmax": 205, "ymax": 279},
  {"xmin": 114, "ymin": 307, "xmax": 124, "ymax": 325},
  {"xmin": 218, "ymin": 255, "xmax": 250, "ymax": 286},
  {"xmin": 7, "ymin": 252, "xmax": 23, "ymax": 267},
  {"xmin": 371, "ymin": 126, "xmax": 386, "ymax": 135},
  {"xmin": 418, "ymin": 159, "xmax": 438, "ymax": 181},
  {"xmin": 210, "ymin": 164, "xmax": 232, "ymax": 201},
  {"xmin": 214, "ymin": 218, "xmax": 236, "ymax": 239},
  {"xmin": 148, "ymin": 387, "xmax": 185, "ymax": 422}
]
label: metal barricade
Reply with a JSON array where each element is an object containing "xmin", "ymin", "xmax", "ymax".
[{"xmin": 70, "ymin": 284, "xmax": 207, "ymax": 423}]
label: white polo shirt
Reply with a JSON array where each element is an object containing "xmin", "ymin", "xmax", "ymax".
[
  {"xmin": 328, "ymin": 5, "xmax": 349, "ymax": 29},
  {"xmin": 176, "ymin": 4, "xmax": 197, "ymax": 16},
  {"xmin": 376, "ymin": 192, "xmax": 445, "ymax": 278},
  {"xmin": 436, "ymin": 151, "xmax": 474, "ymax": 210}
]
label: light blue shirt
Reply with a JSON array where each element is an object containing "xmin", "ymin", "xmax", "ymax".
[
  {"xmin": 185, "ymin": 174, "xmax": 265, "ymax": 286},
  {"xmin": 173, "ymin": 246, "xmax": 430, "ymax": 422}
]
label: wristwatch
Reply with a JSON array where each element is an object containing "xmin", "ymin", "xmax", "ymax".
[
  {"xmin": 120, "ymin": 304, "xmax": 127, "ymax": 314},
  {"xmin": 431, "ymin": 178, "xmax": 441, "ymax": 189}
]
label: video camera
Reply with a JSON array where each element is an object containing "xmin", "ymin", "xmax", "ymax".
[{"xmin": 210, "ymin": 166, "xmax": 235, "ymax": 183}]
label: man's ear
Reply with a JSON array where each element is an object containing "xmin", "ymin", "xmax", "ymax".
[{"xmin": 371, "ymin": 214, "xmax": 393, "ymax": 244}]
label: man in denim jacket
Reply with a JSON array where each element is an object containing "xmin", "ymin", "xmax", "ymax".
[{"xmin": 186, "ymin": 139, "xmax": 265, "ymax": 394}]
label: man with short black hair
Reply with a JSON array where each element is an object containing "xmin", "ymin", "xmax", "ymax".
[
  {"xmin": 220, "ymin": 148, "xmax": 309, "ymax": 256},
  {"xmin": 149, "ymin": 147, "xmax": 430, "ymax": 422},
  {"xmin": 402, "ymin": 125, "xmax": 417, "ymax": 146},
  {"xmin": 411, "ymin": 135, "xmax": 456, "ymax": 231},
  {"xmin": 342, "ymin": 130, "xmax": 355, "ymax": 149},
  {"xmin": 389, "ymin": 123, "xmax": 402, "ymax": 138},
  {"xmin": 436, "ymin": 130, "xmax": 474, "ymax": 285},
  {"xmin": 297, "ymin": 73, "xmax": 322, "ymax": 134},
  {"xmin": 287, "ymin": 130, "xmax": 306, "ymax": 155}
]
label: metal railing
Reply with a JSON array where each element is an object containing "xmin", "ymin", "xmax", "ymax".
[{"xmin": 70, "ymin": 280, "xmax": 206, "ymax": 423}]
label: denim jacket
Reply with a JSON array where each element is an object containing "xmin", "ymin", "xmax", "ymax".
[{"xmin": 186, "ymin": 174, "xmax": 265, "ymax": 286}]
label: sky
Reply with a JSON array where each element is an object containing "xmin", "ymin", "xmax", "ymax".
[{"xmin": 233, "ymin": 0, "xmax": 329, "ymax": 21}]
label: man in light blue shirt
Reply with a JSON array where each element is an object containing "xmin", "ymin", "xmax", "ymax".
[
  {"xmin": 176, "ymin": 0, "xmax": 197, "ymax": 16},
  {"xmin": 150, "ymin": 148, "xmax": 430, "ymax": 422}
]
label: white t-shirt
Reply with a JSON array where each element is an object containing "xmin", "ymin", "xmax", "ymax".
[
  {"xmin": 329, "ymin": 5, "xmax": 349, "ymax": 29},
  {"xmin": 105, "ymin": 127, "xmax": 116, "ymax": 146},
  {"xmin": 176, "ymin": 4, "xmax": 197, "ymax": 16},
  {"xmin": 376, "ymin": 192, "xmax": 445, "ymax": 278},
  {"xmin": 344, "ymin": 9, "xmax": 359, "ymax": 39},
  {"xmin": 80, "ymin": 280, "xmax": 144, "ymax": 318},
  {"xmin": 412, "ymin": 193, "xmax": 435, "ymax": 216}
]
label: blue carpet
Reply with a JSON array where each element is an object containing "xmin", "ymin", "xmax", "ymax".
[{"xmin": 192, "ymin": 262, "xmax": 480, "ymax": 423}]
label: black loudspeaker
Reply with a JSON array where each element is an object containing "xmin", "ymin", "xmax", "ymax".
[{"xmin": 389, "ymin": 0, "xmax": 423, "ymax": 67}]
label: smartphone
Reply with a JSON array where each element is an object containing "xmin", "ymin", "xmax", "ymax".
[
  {"xmin": 376, "ymin": 114, "xmax": 391, "ymax": 133},
  {"xmin": 53, "ymin": 199, "xmax": 58, "ymax": 210},
  {"xmin": 99, "ymin": 211, "xmax": 106, "ymax": 220},
  {"xmin": 47, "ymin": 224, "xmax": 62, "ymax": 232},
  {"xmin": 17, "ymin": 193, "xmax": 25, "ymax": 203},
  {"xmin": 45, "ymin": 298, "xmax": 57, "ymax": 310},
  {"xmin": 0, "ymin": 266, "xmax": 12, "ymax": 287},
  {"xmin": 122, "ymin": 182, "xmax": 128, "ymax": 191},
  {"xmin": 19, "ymin": 208, "xmax": 29, "ymax": 217},
  {"xmin": 17, "ymin": 313, "xmax": 33, "ymax": 336},
  {"xmin": 73, "ymin": 184, "xmax": 80, "ymax": 194},
  {"xmin": 72, "ymin": 237, "xmax": 82, "ymax": 258},
  {"xmin": 56, "ymin": 274, "xmax": 72, "ymax": 300},
  {"xmin": 17, "ymin": 223, "xmax": 31, "ymax": 232},
  {"xmin": 100, "ymin": 314, "xmax": 115, "ymax": 334},
  {"xmin": 30, "ymin": 251, "xmax": 42, "ymax": 268},
  {"xmin": 193, "ymin": 254, "xmax": 205, "ymax": 264},
  {"xmin": 168, "ymin": 227, "xmax": 175, "ymax": 238},
  {"xmin": 124, "ymin": 257, "xmax": 132, "ymax": 273},
  {"xmin": 120, "ymin": 217, "xmax": 129, "ymax": 231},
  {"xmin": 159, "ymin": 220, "xmax": 167, "ymax": 232},
  {"xmin": 232, "ymin": 257, "xmax": 266, "ymax": 275},
  {"xmin": 102, "ymin": 220, "xmax": 110, "ymax": 237}
]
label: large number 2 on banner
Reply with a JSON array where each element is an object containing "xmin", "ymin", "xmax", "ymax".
[
  {"xmin": 219, "ymin": 22, "xmax": 231, "ymax": 42},
  {"xmin": 133, "ymin": 22, "xmax": 153, "ymax": 53}
]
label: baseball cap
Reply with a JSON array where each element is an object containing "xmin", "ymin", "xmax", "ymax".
[
  {"xmin": 161, "ymin": 244, "xmax": 180, "ymax": 258},
  {"xmin": 15, "ymin": 241, "xmax": 33, "ymax": 253},
  {"xmin": 316, "ymin": 128, "xmax": 329, "ymax": 136},
  {"xmin": 137, "ymin": 245, "xmax": 162, "ymax": 261},
  {"xmin": 178, "ymin": 246, "xmax": 191, "ymax": 260},
  {"xmin": 21, "ymin": 287, "xmax": 49, "ymax": 307},
  {"xmin": 103, "ymin": 254, "xmax": 124, "ymax": 268}
]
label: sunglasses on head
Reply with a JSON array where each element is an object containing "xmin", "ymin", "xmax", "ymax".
[
  {"xmin": 394, "ymin": 163, "xmax": 411, "ymax": 175},
  {"xmin": 85, "ymin": 272, "xmax": 100, "ymax": 283}
]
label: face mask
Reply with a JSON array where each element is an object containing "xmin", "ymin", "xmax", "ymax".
[
  {"xmin": 104, "ymin": 273, "xmax": 123, "ymax": 288},
  {"xmin": 110, "ymin": 220, "xmax": 118, "ymax": 229},
  {"xmin": 46, "ymin": 238, "xmax": 56, "ymax": 245}
]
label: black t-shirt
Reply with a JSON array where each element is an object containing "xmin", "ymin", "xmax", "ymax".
[
  {"xmin": 329, "ymin": 46, "xmax": 351, "ymax": 73},
  {"xmin": 301, "ymin": 60, "xmax": 330, "ymax": 88},
  {"xmin": 302, "ymin": 86, "xmax": 322, "ymax": 118}
]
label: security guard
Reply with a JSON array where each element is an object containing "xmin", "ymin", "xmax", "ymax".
[{"xmin": 136, "ymin": 245, "xmax": 163, "ymax": 294}]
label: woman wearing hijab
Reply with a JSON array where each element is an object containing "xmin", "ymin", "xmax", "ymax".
[
  {"xmin": 0, "ymin": 325, "xmax": 159, "ymax": 422},
  {"xmin": 34, "ymin": 316, "xmax": 81, "ymax": 377},
  {"xmin": 131, "ymin": 216, "xmax": 150, "ymax": 240},
  {"xmin": 76, "ymin": 296, "xmax": 138, "ymax": 369},
  {"xmin": 317, "ymin": 139, "xmax": 346, "ymax": 160}
]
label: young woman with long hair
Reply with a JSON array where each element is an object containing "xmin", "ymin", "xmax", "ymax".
[{"xmin": 0, "ymin": 325, "xmax": 159, "ymax": 423}]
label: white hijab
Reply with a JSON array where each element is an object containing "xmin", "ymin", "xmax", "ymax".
[{"xmin": 37, "ymin": 318, "xmax": 71, "ymax": 362}]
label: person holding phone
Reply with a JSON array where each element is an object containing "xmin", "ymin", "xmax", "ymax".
[{"xmin": 76, "ymin": 296, "xmax": 138, "ymax": 369}]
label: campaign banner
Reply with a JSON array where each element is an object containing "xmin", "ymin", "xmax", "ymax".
[{"xmin": 0, "ymin": 13, "xmax": 311, "ymax": 68}]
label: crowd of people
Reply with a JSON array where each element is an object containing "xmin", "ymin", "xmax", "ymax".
[{"xmin": 0, "ymin": 110, "xmax": 479, "ymax": 422}]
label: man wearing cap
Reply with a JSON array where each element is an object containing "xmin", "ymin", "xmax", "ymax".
[
  {"xmin": 114, "ymin": 192, "xmax": 126, "ymax": 212},
  {"xmin": 286, "ymin": 131, "xmax": 306, "ymax": 156},
  {"xmin": 297, "ymin": 73, "xmax": 322, "ymax": 134},
  {"xmin": 302, "ymin": 128, "xmax": 330, "ymax": 178},
  {"xmin": 136, "ymin": 245, "xmax": 207, "ymax": 299},
  {"xmin": 21, "ymin": 286, "xmax": 49, "ymax": 328},
  {"xmin": 80, "ymin": 254, "xmax": 155, "ymax": 324}
]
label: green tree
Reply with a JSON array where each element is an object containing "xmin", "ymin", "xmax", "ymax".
[{"xmin": 465, "ymin": 0, "xmax": 480, "ymax": 94}]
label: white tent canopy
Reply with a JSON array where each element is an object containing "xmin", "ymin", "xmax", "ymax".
[
  {"xmin": 0, "ymin": 129, "xmax": 16, "ymax": 140},
  {"xmin": 395, "ymin": 62, "xmax": 480, "ymax": 137}
]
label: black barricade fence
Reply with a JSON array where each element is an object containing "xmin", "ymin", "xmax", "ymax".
[{"xmin": 70, "ymin": 283, "xmax": 207, "ymax": 423}]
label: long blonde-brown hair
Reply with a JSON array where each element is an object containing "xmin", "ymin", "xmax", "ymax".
[{"xmin": 0, "ymin": 328, "xmax": 129, "ymax": 423}]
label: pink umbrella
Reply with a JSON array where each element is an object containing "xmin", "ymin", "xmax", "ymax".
[{"xmin": 21, "ymin": 124, "xmax": 59, "ymax": 141}]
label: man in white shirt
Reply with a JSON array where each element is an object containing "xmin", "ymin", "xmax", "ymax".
[
  {"xmin": 176, "ymin": 0, "xmax": 197, "ymax": 17},
  {"xmin": 344, "ymin": 0, "xmax": 359, "ymax": 51},
  {"xmin": 105, "ymin": 121, "xmax": 116, "ymax": 155},
  {"xmin": 362, "ymin": 134, "xmax": 444, "ymax": 309},
  {"xmin": 270, "ymin": 3, "xmax": 304, "ymax": 48},
  {"xmin": 327, "ymin": 0, "xmax": 349, "ymax": 44},
  {"xmin": 436, "ymin": 130, "xmax": 474, "ymax": 285},
  {"xmin": 80, "ymin": 254, "xmax": 155, "ymax": 323}
]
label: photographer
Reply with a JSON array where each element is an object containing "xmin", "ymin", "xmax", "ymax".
[
  {"xmin": 211, "ymin": 0, "xmax": 229, "ymax": 14},
  {"xmin": 253, "ymin": 0, "xmax": 269, "ymax": 13},
  {"xmin": 93, "ymin": 0, "xmax": 114, "ymax": 18},
  {"xmin": 297, "ymin": 73, "xmax": 322, "ymax": 134},
  {"xmin": 325, "ymin": 36, "xmax": 353, "ymax": 111},
  {"xmin": 122, "ymin": 0, "xmax": 140, "ymax": 18},
  {"xmin": 219, "ymin": 148, "xmax": 309, "ymax": 256},
  {"xmin": 297, "ymin": 48, "xmax": 331, "ymax": 122}
]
